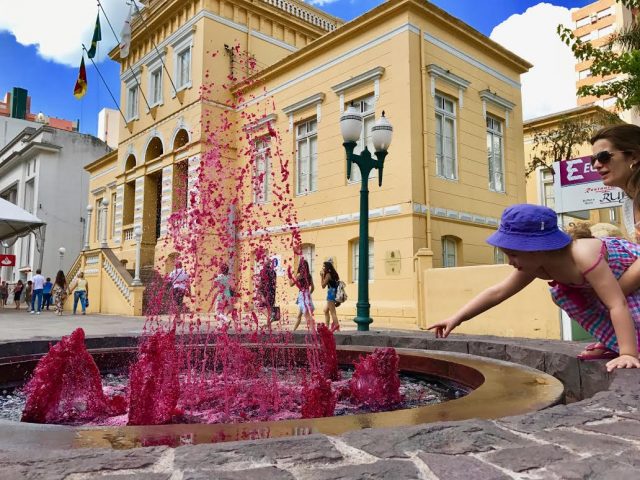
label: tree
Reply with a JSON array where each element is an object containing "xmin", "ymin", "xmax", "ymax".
[
  {"xmin": 558, "ymin": 0, "xmax": 640, "ymax": 111},
  {"xmin": 526, "ymin": 109, "xmax": 622, "ymax": 176}
]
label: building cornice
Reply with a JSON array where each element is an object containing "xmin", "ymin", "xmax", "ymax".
[
  {"xmin": 523, "ymin": 105, "xmax": 618, "ymax": 132},
  {"xmin": 85, "ymin": 149, "xmax": 118, "ymax": 174}
]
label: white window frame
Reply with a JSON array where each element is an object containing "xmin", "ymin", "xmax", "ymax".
[
  {"xmin": 442, "ymin": 237, "xmax": 457, "ymax": 268},
  {"xmin": 352, "ymin": 238, "xmax": 374, "ymax": 283},
  {"xmin": 172, "ymin": 32, "xmax": 193, "ymax": 94},
  {"xmin": 301, "ymin": 244, "xmax": 315, "ymax": 278},
  {"xmin": 539, "ymin": 168, "xmax": 555, "ymax": 210},
  {"xmin": 609, "ymin": 207, "xmax": 619, "ymax": 223},
  {"xmin": 578, "ymin": 68, "xmax": 592, "ymax": 80},
  {"xmin": 598, "ymin": 25, "xmax": 614, "ymax": 38},
  {"xmin": 494, "ymin": 247, "xmax": 506, "ymax": 264},
  {"xmin": 597, "ymin": 7, "xmax": 613, "ymax": 19},
  {"xmin": 435, "ymin": 93, "xmax": 457, "ymax": 180},
  {"xmin": 296, "ymin": 118, "xmax": 318, "ymax": 196},
  {"xmin": 148, "ymin": 63, "xmax": 163, "ymax": 107},
  {"xmin": 486, "ymin": 115, "xmax": 505, "ymax": 193},
  {"xmin": 253, "ymin": 138, "xmax": 271, "ymax": 204},
  {"xmin": 348, "ymin": 95, "xmax": 376, "ymax": 184},
  {"xmin": 126, "ymin": 84, "xmax": 139, "ymax": 121},
  {"xmin": 575, "ymin": 16, "xmax": 591, "ymax": 29}
]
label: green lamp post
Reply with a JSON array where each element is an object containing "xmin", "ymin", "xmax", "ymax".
[{"xmin": 339, "ymin": 105, "xmax": 393, "ymax": 331}]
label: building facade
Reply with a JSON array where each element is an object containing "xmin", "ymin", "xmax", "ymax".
[
  {"xmin": 572, "ymin": 0, "xmax": 639, "ymax": 124},
  {"xmin": 0, "ymin": 126, "xmax": 111, "ymax": 282},
  {"xmin": 82, "ymin": 0, "xmax": 531, "ymax": 325}
]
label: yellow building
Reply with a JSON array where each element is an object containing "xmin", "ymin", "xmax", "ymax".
[{"xmin": 79, "ymin": 0, "xmax": 531, "ymax": 327}]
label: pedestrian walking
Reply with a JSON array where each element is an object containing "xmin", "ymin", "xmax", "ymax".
[
  {"xmin": 291, "ymin": 257, "xmax": 314, "ymax": 331},
  {"xmin": 168, "ymin": 260, "xmax": 191, "ymax": 312},
  {"xmin": 13, "ymin": 280, "xmax": 23, "ymax": 309},
  {"xmin": 52, "ymin": 270, "xmax": 67, "ymax": 316},
  {"xmin": 42, "ymin": 277, "xmax": 53, "ymax": 311},
  {"xmin": 69, "ymin": 271, "xmax": 88, "ymax": 315},
  {"xmin": 0, "ymin": 281, "xmax": 8, "ymax": 307},
  {"xmin": 320, "ymin": 261, "xmax": 340, "ymax": 330},
  {"xmin": 24, "ymin": 280, "xmax": 32, "ymax": 311}
]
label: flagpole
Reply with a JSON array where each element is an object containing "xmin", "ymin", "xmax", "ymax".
[
  {"xmin": 129, "ymin": 0, "xmax": 181, "ymax": 102},
  {"xmin": 82, "ymin": 44, "xmax": 128, "ymax": 124},
  {"xmin": 96, "ymin": 0, "xmax": 152, "ymax": 111}
]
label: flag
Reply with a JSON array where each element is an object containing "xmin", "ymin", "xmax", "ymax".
[
  {"xmin": 74, "ymin": 55, "xmax": 87, "ymax": 99},
  {"xmin": 86, "ymin": 13, "xmax": 102, "ymax": 59},
  {"xmin": 119, "ymin": 5, "xmax": 133, "ymax": 58}
]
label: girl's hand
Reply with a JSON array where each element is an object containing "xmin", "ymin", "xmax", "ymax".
[
  {"xmin": 606, "ymin": 354, "xmax": 640, "ymax": 372},
  {"xmin": 427, "ymin": 317, "xmax": 462, "ymax": 338}
]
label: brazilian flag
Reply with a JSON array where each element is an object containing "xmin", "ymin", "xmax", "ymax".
[{"xmin": 86, "ymin": 14, "xmax": 102, "ymax": 59}]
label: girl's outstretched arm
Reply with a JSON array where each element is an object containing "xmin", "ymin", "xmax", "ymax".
[
  {"xmin": 428, "ymin": 269, "xmax": 535, "ymax": 338},
  {"xmin": 584, "ymin": 258, "xmax": 640, "ymax": 372}
]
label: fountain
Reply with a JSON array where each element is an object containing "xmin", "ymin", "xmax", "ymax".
[{"xmin": 0, "ymin": 46, "xmax": 564, "ymax": 450}]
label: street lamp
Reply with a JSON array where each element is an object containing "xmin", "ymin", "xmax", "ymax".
[
  {"xmin": 340, "ymin": 105, "xmax": 393, "ymax": 331},
  {"xmin": 58, "ymin": 247, "xmax": 66, "ymax": 271}
]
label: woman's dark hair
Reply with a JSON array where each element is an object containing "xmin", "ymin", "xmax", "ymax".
[
  {"xmin": 591, "ymin": 124, "xmax": 640, "ymax": 206},
  {"xmin": 17, "ymin": 280, "xmax": 23, "ymax": 285},
  {"xmin": 55, "ymin": 270, "xmax": 66, "ymax": 288},
  {"xmin": 297, "ymin": 257, "xmax": 312, "ymax": 289},
  {"xmin": 323, "ymin": 261, "xmax": 339, "ymax": 282}
]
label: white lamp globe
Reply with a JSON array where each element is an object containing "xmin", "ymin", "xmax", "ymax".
[
  {"xmin": 340, "ymin": 104, "xmax": 362, "ymax": 143},
  {"xmin": 372, "ymin": 111, "xmax": 393, "ymax": 152}
]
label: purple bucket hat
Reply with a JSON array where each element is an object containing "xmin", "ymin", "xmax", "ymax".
[{"xmin": 487, "ymin": 204, "xmax": 572, "ymax": 252}]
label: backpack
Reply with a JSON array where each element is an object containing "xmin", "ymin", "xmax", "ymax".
[{"xmin": 335, "ymin": 280, "xmax": 347, "ymax": 304}]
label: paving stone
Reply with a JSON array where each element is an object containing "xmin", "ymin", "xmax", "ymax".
[
  {"xmin": 548, "ymin": 452, "xmax": 640, "ymax": 480},
  {"xmin": 481, "ymin": 444, "xmax": 577, "ymax": 472},
  {"xmin": 468, "ymin": 341, "xmax": 507, "ymax": 361},
  {"xmin": 580, "ymin": 419, "xmax": 640, "ymax": 439},
  {"xmin": 536, "ymin": 429, "xmax": 635, "ymax": 455},
  {"xmin": 303, "ymin": 459, "xmax": 420, "ymax": 480},
  {"xmin": 578, "ymin": 360, "xmax": 612, "ymax": 399},
  {"xmin": 418, "ymin": 452, "xmax": 510, "ymax": 480},
  {"xmin": 183, "ymin": 466, "xmax": 295, "ymax": 480},
  {"xmin": 543, "ymin": 352, "xmax": 582, "ymax": 403},
  {"xmin": 0, "ymin": 447, "xmax": 164, "ymax": 480},
  {"xmin": 504, "ymin": 344, "xmax": 545, "ymax": 371},
  {"xmin": 175, "ymin": 435, "xmax": 342, "ymax": 471},
  {"xmin": 343, "ymin": 421, "xmax": 534, "ymax": 458},
  {"xmin": 496, "ymin": 402, "xmax": 611, "ymax": 434}
]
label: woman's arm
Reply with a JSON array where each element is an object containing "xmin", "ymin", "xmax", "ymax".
[
  {"xmin": 320, "ymin": 272, "xmax": 329, "ymax": 289},
  {"xmin": 428, "ymin": 269, "xmax": 535, "ymax": 337},
  {"xmin": 585, "ymin": 260, "xmax": 640, "ymax": 371}
]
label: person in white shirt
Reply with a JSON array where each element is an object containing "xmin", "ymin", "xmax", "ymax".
[
  {"xmin": 168, "ymin": 261, "xmax": 191, "ymax": 310},
  {"xmin": 30, "ymin": 269, "xmax": 45, "ymax": 314}
]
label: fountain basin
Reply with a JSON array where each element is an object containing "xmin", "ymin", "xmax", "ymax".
[{"xmin": 0, "ymin": 343, "xmax": 562, "ymax": 450}]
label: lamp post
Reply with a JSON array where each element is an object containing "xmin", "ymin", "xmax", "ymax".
[
  {"xmin": 339, "ymin": 105, "xmax": 393, "ymax": 331},
  {"xmin": 58, "ymin": 247, "xmax": 66, "ymax": 271},
  {"xmin": 132, "ymin": 226, "xmax": 142, "ymax": 286}
]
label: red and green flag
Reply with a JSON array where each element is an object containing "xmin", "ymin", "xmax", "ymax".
[
  {"xmin": 86, "ymin": 13, "xmax": 102, "ymax": 59},
  {"xmin": 74, "ymin": 55, "xmax": 87, "ymax": 99}
]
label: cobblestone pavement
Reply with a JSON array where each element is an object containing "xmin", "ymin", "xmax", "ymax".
[{"xmin": 0, "ymin": 322, "xmax": 638, "ymax": 479}]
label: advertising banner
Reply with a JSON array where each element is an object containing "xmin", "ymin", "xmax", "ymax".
[
  {"xmin": 553, "ymin": 156, "xmax": 625, "ymax": 213},
  {"xmin": 0, "ymin": 254, "xmax": 16, "ymax": 267}
]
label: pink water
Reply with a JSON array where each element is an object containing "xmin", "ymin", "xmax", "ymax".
[{"xmin": 19, "ymin": 45, "xmax": 404, "ymax": 427}]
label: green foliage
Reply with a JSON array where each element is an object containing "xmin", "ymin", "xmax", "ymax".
[
  {"xmin": 527, "ymin": 110, "xmax": 622, "ymax": 176},
  {"xmin": 557, "ymin": 0, "xmax": 640, "ymax": 110}
]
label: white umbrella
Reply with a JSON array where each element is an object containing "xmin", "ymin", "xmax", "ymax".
[{"xmin": 0, "ymin": 198, "xmax": 45, "ymax": 241}]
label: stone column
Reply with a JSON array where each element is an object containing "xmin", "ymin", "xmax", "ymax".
[
  {"xmin": 83, "ymin": 204, "xmax": 93, "ymax": 250},
  {"xmin": 132, "ymin": 227, "xmax": 142, "ymax": 286},
  {"xmin": 100, "ymin": 198, "xmax": 109, "ymax": 249}
]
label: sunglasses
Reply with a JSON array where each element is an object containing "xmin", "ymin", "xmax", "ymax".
[{"xmin": 590, "ymin": 150, "xmax": 627, "ymax": 167}]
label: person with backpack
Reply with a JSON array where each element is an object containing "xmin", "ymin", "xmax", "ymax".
[{"xmin": 320, "ymin": 261, "xmax": 341, "ymax": 331}]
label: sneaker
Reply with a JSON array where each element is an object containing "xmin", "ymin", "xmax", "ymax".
[
  {"xmin": 29, "ymin": 311, "xmax": 34, "ymax": 314},
  {"xmin": 36, "ymin": 311, "xmax": 40, "ymax": 315}
]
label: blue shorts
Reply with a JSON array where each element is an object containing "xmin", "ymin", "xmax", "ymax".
[
  {"xmin": 327, "ymin": 287, "xmax": 337, "ymax": 302},
  {"xmin": 297, "ymin": 291, "xmax": 314, "ymax": 314}
]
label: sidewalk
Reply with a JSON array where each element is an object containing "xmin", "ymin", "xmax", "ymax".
[{"xmin": 0, "ymin": 305, "xmax": 145, "ymax": 341}]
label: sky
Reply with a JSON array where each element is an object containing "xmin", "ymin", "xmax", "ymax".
[{"xmin": 0, "ymin": 0, "xmax": 593, "ymax": 137}]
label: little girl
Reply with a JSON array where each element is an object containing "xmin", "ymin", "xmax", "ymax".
[{"xmin": 429, "ymin": 204, "xmax": 640, "ymax": 372}]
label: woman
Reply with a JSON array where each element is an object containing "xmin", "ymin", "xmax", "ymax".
[
  {"xmin": 69, "ymin": 271, "xmax": 89, "ymax": 315},
  {"xmin": 590, "ymin": 124, "xmax": 640, "ymax": 240},
  {"xmin": 13, "ymin": 280, "xmax": 23, "ymax": 310},
  {"xmin": 52, "ymin": 270, "xmax": 67, "ymax": 316},
  {"xmin": 320, "ymin": 261, "xmax": 340, "ymax": 330},
  {"xmin": 291, "ymin": 257, "xmax": 314, "ymax": 331},
  {"xmin": 24, "ymin": 280, "xmax": 32, "ymax": 311}
]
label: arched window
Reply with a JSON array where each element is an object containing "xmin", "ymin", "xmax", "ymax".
[
  {"xmin": 441, "ymin": 236, "xmax": 459, "ymax": 267},
  {"xmin": 173, "ymin": 129, "xmax": 189, "ymax": 150},
  {"xmin": 124, "ymin": 154, "xmax": 136, "ymax": 171},
  {"xmin": 145, "ymin": 137, "xmax": 163, "ymax": 162}
]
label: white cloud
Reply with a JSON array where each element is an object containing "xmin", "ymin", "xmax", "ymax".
[
  {"xmin": 304, "ymin": 0, "xmax": 341, "ymax": 5},
  {"xmin": 0, "ymin": 0, "xmax": 129, "ymax": 67},
  {"xmin": 490, "ymin": 3, "xmax": 578, "ymax": 120}
]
